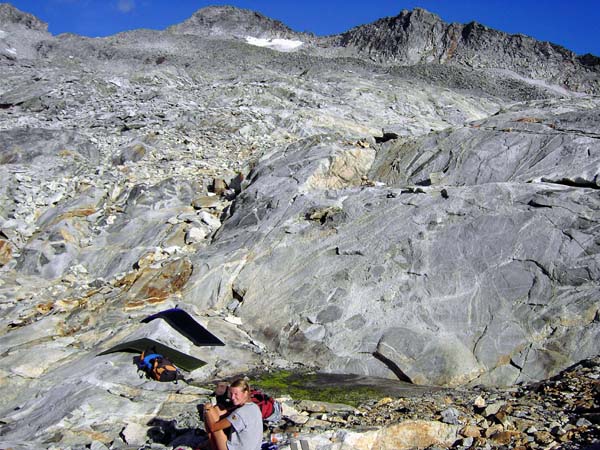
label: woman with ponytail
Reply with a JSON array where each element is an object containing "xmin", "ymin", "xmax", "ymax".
[{"xmin": 203, "ymin": 378, "xmax": 263, "ymax": 450}]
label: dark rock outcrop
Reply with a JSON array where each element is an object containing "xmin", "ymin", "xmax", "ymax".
[{"xmin": 335, "ymin": 8, "xmax": 600, "ymax": 94}]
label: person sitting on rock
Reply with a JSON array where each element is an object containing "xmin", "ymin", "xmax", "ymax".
[
  {"xmin": 203, "ymin": 378, "xmax": 263, "ymax": 450},
  {"xmin": 214, "ymin": 380, "xmax": 232, "ymax": 409}
]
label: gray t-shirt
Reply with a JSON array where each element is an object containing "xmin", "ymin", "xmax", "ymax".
[{"xmin": 227, "ymin": 402, "xmax": 263, "ymax": 450}]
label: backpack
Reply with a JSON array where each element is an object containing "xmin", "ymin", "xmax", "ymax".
[
  {"xmin": 136, "ymin": 349, "xmax": 181, "ymax": 382},
  {"xmin": 250, "ymin": 389, "xmax": 282, "ymax": 423}
]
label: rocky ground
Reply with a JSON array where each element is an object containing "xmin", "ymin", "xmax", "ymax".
[
  {"xmin": 337, "ymin": 356, "xmax": 600, "ymax": 450},
  {"xmin": 0, "ymin": 4, "xmax": 599, "ymax": 449},
  {"xmin": 95, "ymin": 356, "xmax": 600, "ymax": 449}
]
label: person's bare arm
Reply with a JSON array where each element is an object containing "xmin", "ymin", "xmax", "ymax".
[{"xmin": 204, "ymin": 404, "xmax": 232, "ymax": 432}]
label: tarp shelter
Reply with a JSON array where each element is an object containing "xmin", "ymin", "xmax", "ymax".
[
  {"xmin": 98, "ymin": 337, "xmax": 207, "ymax": 372},
  {"xmin": 98, "ymin": 308, "xmax": 224, "ymax": 372},
  {"xmin": 141, "ymin": 308, "xmax": 225, "ymax": 346}
]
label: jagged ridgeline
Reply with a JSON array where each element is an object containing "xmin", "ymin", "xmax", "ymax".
[{"xmin": 0, "ymin": 2, "xmax": 599, "ymax": 448}]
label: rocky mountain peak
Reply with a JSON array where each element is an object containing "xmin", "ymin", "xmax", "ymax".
[
  {"xmin": 335, "ymin": 7, "xmax": 600, "ymax": 94},
  {"xmin": 0, "ymin": 3, "xmax": 47, "ymax": 31},
  {"xmin": 395, "ymin": 7, "xmax": 445, "ymax": 26},
  {"xmin": 336, "ymin": 8, "xmax": 462, "ymax": 66},
  {"xmin": 0, "ymin": 3, "xmax": 51, "ymax": 61},
  {"xmin": 579, "ymin": 52, "xmax": 600, "ymax": 67},
  {"xmin": 167, "ymin": 5, "xmax": 296, "ymax": 39}
]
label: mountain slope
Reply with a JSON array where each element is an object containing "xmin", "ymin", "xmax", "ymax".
[
  {"xmin": 334, "ymin": 8, "xmax": 600, "ymax": 94},
  {"xmin": 0, "ymin": 4, "xmax": 599, "ymax": 448}
]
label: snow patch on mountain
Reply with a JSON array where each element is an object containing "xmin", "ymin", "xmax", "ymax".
[{"xmin": 245, "ymin": 36, "xmax": 303, "ymax": 52}]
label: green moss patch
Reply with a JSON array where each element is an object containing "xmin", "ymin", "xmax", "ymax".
[{"xmin": 251, "ymin": 370, "xmax": 389, "ymax": 407}]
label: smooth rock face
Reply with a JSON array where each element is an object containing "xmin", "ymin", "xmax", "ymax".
[
  {"xmin": 370, "ymin": 98, "xmax": 600, "ymax": 188},
  {"xmin": 188, "ymin": 106, "xmax": 600, "ymax": 386},
  {"xmin": 0, "ymin": 3, "xmax": 599, "ymax": 448}
]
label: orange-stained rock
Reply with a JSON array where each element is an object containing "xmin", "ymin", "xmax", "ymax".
[
  {"xmin": 115, "ymin": 271, "xmax": 140, "ymax": 289},
  {"xmin": 489, "ymin": 430, "xmax": 521, "ymax": 445},
  {"xmin": 54, "ymin": 207, "xmax": 97, "ymax": 223},
  {"xmin": 192, "ymin": 195, "xmax": 222, "ymax": 209},
  {"xmin": 337, "ymin": 420, "xmax": 461, "ymax": 450},
  {"xmin": 123, "ymin": 258, "xmax": 193, "ymax": 309},
  {"xmin": 376, "ymin": 420, "xmax": 460, "ymax": 449},
  {"xmin": 460, "ymin": 424, "xmax": 482, "ymax": 438},
  {"xmin": 0, "ymin": 239, "xmax": 12, "ymax": 266},
  {"xmin": 35, "ymin": 301, "xmax": 54, "ymax": 314},
  {"xmin": 213, "ymin": 178, "xmax": 227, "ymax": 196},
  {"xmin": 484, "ymin": 423, "xmax": 504, "ymax": 438}
]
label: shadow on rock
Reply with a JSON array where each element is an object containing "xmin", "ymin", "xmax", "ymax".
[{"xmin": 147, "ymin": 417, "xmax": 207, "ymax": 448}]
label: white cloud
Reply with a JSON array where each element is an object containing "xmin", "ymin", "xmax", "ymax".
[{"xmin": 117, "ymin": 0, "xmax": 135, "ymax": 13}]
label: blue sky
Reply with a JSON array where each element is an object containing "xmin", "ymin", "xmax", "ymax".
[{"xmin": 6, "ymin": 0, "xmax": 600, "ymax": 56}]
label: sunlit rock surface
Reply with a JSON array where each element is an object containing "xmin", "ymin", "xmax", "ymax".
[{"xmin": 0, "ymin": 3, "xmax": 598, "ymax": 448}]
